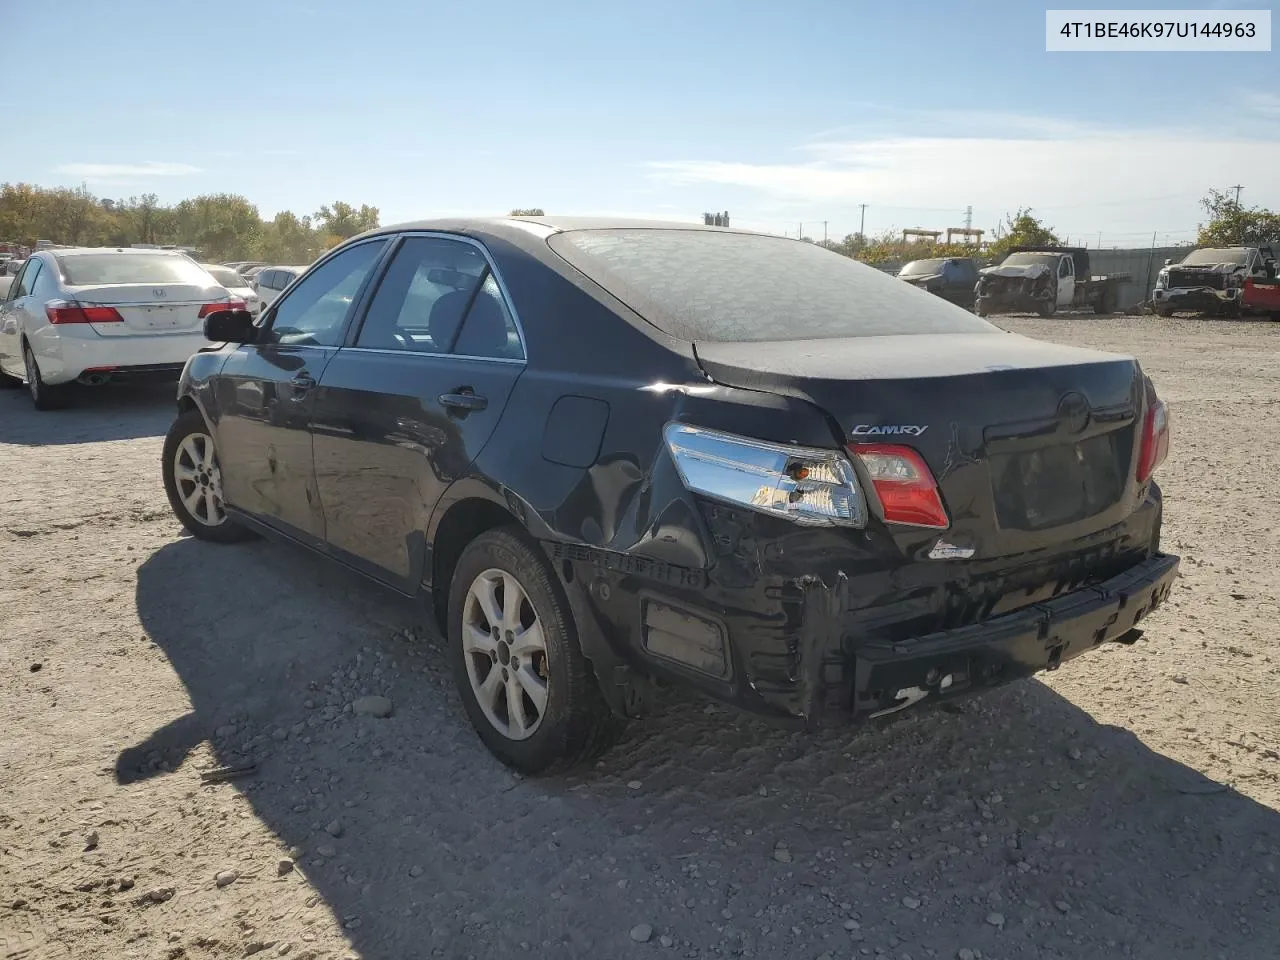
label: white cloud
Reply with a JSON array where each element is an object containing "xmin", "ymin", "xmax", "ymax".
[
  {"xmin": 646, "ymin": 125, "xmax": 1280, "ymax": 244},
  {"xmin": 53, "ymin": 161, "xmax": 201, "ymax": 179}
]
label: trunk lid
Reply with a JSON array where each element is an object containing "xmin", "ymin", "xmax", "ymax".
[
  {"xmin": 66, "ymin": 283, "xmax": 225, "ymax": 337},
  {"xmin": 694, "ymin": 331, "xmax": 1147, "ymax": 559}
]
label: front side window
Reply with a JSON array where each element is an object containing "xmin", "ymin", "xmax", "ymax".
[
  {"xmin": 1059, "ymin": 258, "xmax": 1072, "ymax": 277},
  {"xmin": 268, "ymin": 241, "xmax": 385, "ymax": 347}
]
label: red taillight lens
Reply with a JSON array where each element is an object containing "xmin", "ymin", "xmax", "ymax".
[
  {"xmin": 45, "ymin": 300, "xmax": 124, "ymax": 324},
  {"xmin": 849, "ymin": 443, "xmax": 950, "ymax": 529},
  {"xmin": 198, "ymin": 300, "xmax": 247, "ymax": 318},
  {"xmin": 1137, "ymin": 397, "xmax": 1169, "ymax": 482}
]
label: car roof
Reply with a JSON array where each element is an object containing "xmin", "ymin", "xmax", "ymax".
[
  {"xmin": 48, "ymin": 247, "xmax": 190, "ymax": 258},
  {"xmin": 365, "ymin": 215, "xmax": 756, "ymax": 237}
]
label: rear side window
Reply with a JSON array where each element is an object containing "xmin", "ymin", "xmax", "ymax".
[
  {"xmin": 10, "ymin": 259, "xmax": 41, "ymax": 298},
  {"xmin": 549, "ymin": 229, "xmax": 997, "ymax": 342},
  {"xmin": 56, "ymin": 253, "xmax": 214, "ymax": 286}
]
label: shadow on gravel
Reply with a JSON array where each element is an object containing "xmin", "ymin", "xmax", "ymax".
[
  {"xmin": 128, "ymin": 537, "xmax": 1280, "ymax": 960},
  {"xmin": 0, "ymin": 382, "xmax": 174, "ymax": 446}
]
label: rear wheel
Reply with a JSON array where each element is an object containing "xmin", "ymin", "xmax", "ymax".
[
  {"xmin": 161, "ymin": 409, "xmax": 255, "ymax": 543},
  {"xmin": 24, "ymin": 342, "xmax": 67, "ymax": 410},
  {"xmin": 448, "ymin": 527, "xmax": 621, "ymax": 774},
  {"xmin": 1093, "ymin": 289, "xmax": 1116, "ymax": 314}
]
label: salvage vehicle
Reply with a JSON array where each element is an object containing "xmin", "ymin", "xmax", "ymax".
[
  {"xmin": 896, "ymin": 257, "xmax": 979, "ymax": 309},
  {"xmin": 975, "ymin": 247, "xmax": 1130, "ymax": 317},
  {"xmin": 1243, "ymin": 274, "xmax": 1280, "ymax": 320},
  {"xmin": 161, "ymin": 217, "xmax": 1179, "ymax": 773},
  {"xmin": 1152, "ymin": 245, "xmax": 1275, "ymax": 318}
]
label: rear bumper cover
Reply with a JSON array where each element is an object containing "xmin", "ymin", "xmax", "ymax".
[
  {"xmin": 556, "ymin": 500, "xmax": 1177, "ymax": 724},
  {"xmin": 848, "ymin": 552, "xmax": 1178, "ymax": 718}
]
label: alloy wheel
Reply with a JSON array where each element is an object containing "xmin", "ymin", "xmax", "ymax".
[
  {"xmin": 461, "ymin": 568, "xmax": 550, "ymax": 740},
  {"xmin": 172, "ymin": 433, "xmax": 226, "ymax": 527}
]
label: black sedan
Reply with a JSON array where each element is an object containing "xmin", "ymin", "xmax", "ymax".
[{"xmin": 162, "ymin": 217, "xmax": 1179, "ymax": 773}]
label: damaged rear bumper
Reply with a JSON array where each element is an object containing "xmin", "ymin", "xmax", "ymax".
[{"xmin": 848, "ymin": 552, "xmax": 1178, "ymax": 719}]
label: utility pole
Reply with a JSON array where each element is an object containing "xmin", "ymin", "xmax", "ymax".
[
  {"xmin": 964, "ymin": 205, "xmax": 973, "ymax": 231},
  {"xmin": 823, "ymin": 221, "xmax": 828, "ymax": 244},
  {"xmin": 1231, "ymin": 184, "xmax": 1243, "ymax": 205},
  {"xmin": 800, "ymin": 222, "xmax": 804, "ymax": 240},
  {"xmin": 858, "ymin": 203, "xmax": 868, "ymax": 239}
]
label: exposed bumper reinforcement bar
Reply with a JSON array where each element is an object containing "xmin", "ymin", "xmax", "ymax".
[{"xmin": 851, "ymin": 552, "xmax": 1180, "ymax": 718}]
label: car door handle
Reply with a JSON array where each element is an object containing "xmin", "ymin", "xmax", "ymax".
[
  {"xmin": 291, "ymin": 373, "xmax": 316, "ymax": 393},
  {"xmin": 439, "ymin": 391, "xmax": 487, "ymax": 411}
]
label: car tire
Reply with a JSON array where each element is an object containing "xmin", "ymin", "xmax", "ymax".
[
  {"xmin": 1036, "ymin": 299, "xmax": 1057, "ymax": 318},
  {"xmin": 974, "ymin": 298, "xmax": 990, "ymax": 317},
  {"xmin": 161, "ymin": 409, "xmax": 256, "ymax": 543},
  {"xmin": 447, "ymin": 526, "xmax": 622, "ymax": 774},
  {"xmin": 23, "ymin": 342, "xmax": 68, "ymax": 410},
  {"xmin": 1155, "ymin": 306, "xmax": 1174, "ymax": 318}
]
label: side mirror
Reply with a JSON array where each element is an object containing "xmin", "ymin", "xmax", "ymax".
[
  {"xmin": 204, "ymin": 308, "xmax": 257, "ymax": 344},
  {"xmin": 1163, "ymin": 258, "xmax": 1174, "ymax": 266}
]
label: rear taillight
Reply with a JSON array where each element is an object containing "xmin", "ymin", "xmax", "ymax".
[
  {"xmin": 849, "ymin": 443, "xmax": 950, "ymax": 529},
  {"xmin": 1137, "ymin": 396, "xmax": 1169, "ymax": 482},
  {"xmin": 199, "ymin": 300, "xmax": 247, "ymax": 318},
  {"xmin": 45, "ymin": 300, "xmax": 123, "ymax": 324}
]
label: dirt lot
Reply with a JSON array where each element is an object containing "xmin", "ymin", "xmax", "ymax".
[{"xmin": 2, "ymin": 314, "xmax": 1278, "ymax": 960}]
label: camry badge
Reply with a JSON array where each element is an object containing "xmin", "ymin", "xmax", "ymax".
[{"xmin": 851, "ymin": 424, "xmax": 928, "ymax": 437}]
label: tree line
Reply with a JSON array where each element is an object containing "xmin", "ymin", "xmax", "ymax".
[
  {"xmin": 0, "ymin": 183, "xmax": 380, "ymax": 263},
  {"xmin": 3, "ymin": 182, "xmax": 1272, "ymax": 270}
]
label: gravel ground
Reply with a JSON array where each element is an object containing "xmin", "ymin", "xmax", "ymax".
[{"xmin": 2, "ymin": 314, "xmax": 1278, "ymax": 960}]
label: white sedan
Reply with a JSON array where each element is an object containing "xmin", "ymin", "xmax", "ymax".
[
  {"xmin": 201, "ymin": 263, "xmax": 261, "ymax": 315},
  {"xmin": 0, "ymin": 248, "xmax": 244, "ymax": 410}
]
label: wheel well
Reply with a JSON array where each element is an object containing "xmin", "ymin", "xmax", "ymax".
[
  {"xmin": 177, "ymin": 396, "xmax": 197, "ymax": 414},
  {"xmin": 430, "ymin": 498, "xmax": 519, "ymax": 632}
]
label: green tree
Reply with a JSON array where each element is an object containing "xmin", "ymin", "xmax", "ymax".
[
  {"xmin": 988, "ymin": 208, "xmax": 1060, "ymax": 257},
  {"xmin": 314, "ymin": 201, "xmax": 380, "ymax": 241},
  {"xmin": 509, "ymin": 207, "xmax": 546, "ymax": 217},
  {"xmin": 1196, "ymin": 189, "xmax": 1280, "ymax": 247}
]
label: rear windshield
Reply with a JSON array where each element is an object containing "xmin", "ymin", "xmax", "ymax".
[
  {"xmin": 548, "ymin": 229, "xmax": 995, "ymax": 341},
  {"xmin": 57, "ymin": 253, "xmax": 215, "ymax": 286},
  {"xmin": 204, "ymin": 265, "xmax": 245, "ymax": 287},
  {"xmin": 900, "ymin": 259, "xmax": 946, "ymax": 276},
  {"xmin": 1181, "ymin": 248, "xmax": 1249, "ymax": 266}
]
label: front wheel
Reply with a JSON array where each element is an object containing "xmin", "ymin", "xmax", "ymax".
[
  {"xmin": 974, "ymin": 297, "xmax": 991, "ymax": 317},
  {"xmin": 448, "ymin": 527, "xmax": 622, "ymax": 774},
  {"xmin": 161, "ymin": 409, "xmax": 255, "ymax": 543},
  {"xmin": 1154, "ymin": 305, "xmax": 1174, "ymax": 318},
  {"xmin": 1036, "ymin": 299, "xmax": 1057, "ymax": 318}
]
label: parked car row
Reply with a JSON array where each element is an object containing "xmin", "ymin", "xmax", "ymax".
[{"xmin": 899, "ymin": 243, "xmax": 1279, "ymax": 321}]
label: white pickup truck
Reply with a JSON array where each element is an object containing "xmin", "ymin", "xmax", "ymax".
[{"xmin": 975, "ymin": 247, "xmax": 1131, "ymax": 318}]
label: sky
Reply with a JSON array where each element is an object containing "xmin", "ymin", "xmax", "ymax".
[{"xmin": 4, "ymin": 0, "xmax": 1278, "ymax": 248}]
